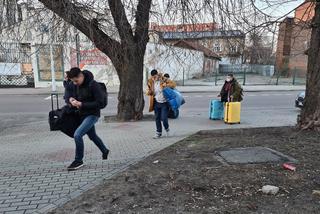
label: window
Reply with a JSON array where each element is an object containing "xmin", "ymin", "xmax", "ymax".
[
  {"xmin": 37, "ymin": 45, "xmax": 64, "ymax": 81},
  {"xmin": 229, "ymin": 45, "xmax": 238, "ymax": 53},
  {"xmin": 304, "ymin": 41, "xmax": 310, "ymax": 50},
  {"xmin": 213, "ymin": 43, "xmax": 221, "ymax": 52}
]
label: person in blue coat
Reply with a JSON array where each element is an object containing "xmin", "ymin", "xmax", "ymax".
[{"xmin": 147, "ymin": 70, "xmax": 175, "ymax": 139}]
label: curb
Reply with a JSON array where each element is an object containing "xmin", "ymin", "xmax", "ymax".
[
  {"xmin": 178, "ymin": 89, "xmax": 304, "ymax": 94},
  {"xmin": 0, "ymin": 89, "xmax": 304, "ymax": 96}
]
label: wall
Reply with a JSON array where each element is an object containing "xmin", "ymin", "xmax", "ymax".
[
  {"xmin": 275, "ymin": 1, "xmax": 315, "ymax": 76},
  {"xmin": 295, "ymin": 1, "xmax": 315, "ymax": 22},
  {"xmin": 69, "ymin": 46, "xmax": 119, "ymax": 87},
  {"xmin": 144, "ymin": 43, "xmax": 205, "ymax": 82},
  {"xmin": 33, "ymin": 42, "xmax": 207, "ymax": 88},
  {"xmin": 1, "ymin": 5, "xmax": 211, "ymax": 88},
  {"xmin": 288, "ymin": 23, "xmax": 310, "ymax": 77},
  {"xmin": 0, "ymin": 63, "xmax": 21, "ymax": 75},
  {"xmin": 200, "ymin": 37, "xmax": 244, "ymax": 63},
  {"xmin": 219, "ymin": 64, "xmax": 275, "ymax": 76},
  {"xmin": 159, "ymin": 36, "xmax": 244, "ymax": 65},
  {"xmin": 275, "ymin": 18, "xmax": 294, "ymax": 73}
]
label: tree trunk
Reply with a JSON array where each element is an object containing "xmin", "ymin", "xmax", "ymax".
[
  {"xmin": 116, "ymin": 48, "xmax": 145, "ymax": 121},
  {"xmin": 298, "ymin": 2, "xmax": 320, "ymax": 130}
]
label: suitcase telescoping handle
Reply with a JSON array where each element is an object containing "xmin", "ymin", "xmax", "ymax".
[
  {"xmin": 51, "ymin": 93, "xmax": 59, "ymax": 111},
  {"xmin": 226, "ymin": 96, "xmax": 233, "ymax": 123}
]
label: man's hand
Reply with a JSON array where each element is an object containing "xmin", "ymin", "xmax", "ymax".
[
  {"xmin": 69, "ymin": 97, "xmax": 76, "ymax": 103},
  {"xmin": 64, "ymin": 73, "xmax": 69, "ymax": 81},
  {"xmin": 74, "ymin": 101, "xmax": 82, "ymax": 108},
  {"xmin": 70, "ymin": 98, "xmax": 82, "ymax": 108}
]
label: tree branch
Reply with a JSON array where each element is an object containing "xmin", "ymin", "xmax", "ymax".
[
  {"xmin": 107, "ymin": 0, "xmax": 134, "ymax": 43},
  {"xmin": 38, "ymin": 0, "xmax": 121, "ymax": 61},
  {"xmin": 134, "ymin": 0, "xmax": 152, "ymax": 44}
]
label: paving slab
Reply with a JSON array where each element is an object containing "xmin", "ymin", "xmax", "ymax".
[
  {"xmin": 0, "ymin": 98, "xmax": 298, "ymax": 213},
  {"xmin": 218, "ymin": 147, "xmax": 297, "ymax": 164}
]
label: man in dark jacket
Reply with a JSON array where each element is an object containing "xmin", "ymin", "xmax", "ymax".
[
  {"xmin": 66, "ymin": 67, "xmax": 109, "ymax": 171},
  {"xmin": 219, "ymin": 74, "xmax": 243, "ymax": 102},
  {"xmin": 63, "ymin": 70, "xmax": 94, "ymax": 104},
  {"xmin": 63, "ymin": 71, "xmax": 73, "ymax": 104}
]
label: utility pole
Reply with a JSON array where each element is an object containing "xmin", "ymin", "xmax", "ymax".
[
  {"xmin": 75, "ymin": 32, "xmax": 80, "ymax": 67},
  {"xmin": 182, "ymin": 67, "xmax": 185, "ymax": 86},
  {"xmin": 49, "ymin": 25, "xmax": 56, "ymax": 92}
]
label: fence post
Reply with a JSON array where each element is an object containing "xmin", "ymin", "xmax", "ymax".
[
  {"xmin": 75, "ymin": 33, "xmax": 81, "ymax": 67},
  {"xmin": 182, "ymin": 67, "xmax": 185, "ymax": 86},
  {"xmin": 276, "ymin": 71, "xmax": 280, "ymax": 85},
  {"xmin": 215, "ymin": 71, "xmax": 218, "ymax": 86},
  {"xmin": 242, "ymin": 66, "xmax": 246, "ymax": 86},
  {"xmin": 292, "ymin": 67, "xmax": 297, "ymax": 85}
]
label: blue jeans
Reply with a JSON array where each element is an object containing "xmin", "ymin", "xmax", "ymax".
[
  {"xmin": 154, "ymin": 101, "xmax": 169, "ymax": 134},
  {"xmin": 74, "ymin": 115, "xmax": 108, "ymax": 161}
]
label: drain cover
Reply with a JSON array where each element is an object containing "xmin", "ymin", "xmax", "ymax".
[{"xmin": 218, "ymin": 147, "xmax": 297, "ymax": 164}]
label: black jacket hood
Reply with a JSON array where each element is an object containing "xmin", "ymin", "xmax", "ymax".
[{"xmin": 82, "ymin": 70, "xmax": 94, "ymax": 86}]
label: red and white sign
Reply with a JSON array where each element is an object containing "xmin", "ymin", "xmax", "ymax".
[{"xmin": 70, "ymin": 48, "xmax": 109, "ymax": 69}]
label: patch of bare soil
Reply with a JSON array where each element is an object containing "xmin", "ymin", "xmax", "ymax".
[{"xmin": 51, "ymin": 127, "xmax": 320, "ymax": 214}]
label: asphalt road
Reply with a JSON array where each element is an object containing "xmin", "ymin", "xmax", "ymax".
[{"xmin": 0, "ymin": 91, "xmax": 299, "ymax": 132}]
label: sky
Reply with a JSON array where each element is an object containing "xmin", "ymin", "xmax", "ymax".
[
  {"xmin": 255, "ymin": 0, "xmax": 305, "ymax": 17},
  {"xmin": 149, "ymin": 0, "xmax": 306, "ymax": 26}
]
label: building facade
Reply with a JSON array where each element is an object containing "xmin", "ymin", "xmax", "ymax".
[
  {"xmin": 150, "ymin": 23, "xmax": 245, "ymax": 65},
  {"xmin": 0, "ymin": 3, "xmax": 214, "ymax": 88},
  {"xmin": 275, "ymin": 1, "xmax": 315, "ymax": 77}
]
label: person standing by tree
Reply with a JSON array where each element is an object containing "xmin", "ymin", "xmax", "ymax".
[
  {"xmin": 218, "ymin": 74, "xmax": 243, "ymax": 102},
  {"xmin": 147, "ymin": 69, "xmax": 174, "ymax": 139},
  {"xmin": 66, "ymin": 67, "xmax": 109, "ymax": 171},
  {"xmin": 163, "ymin": 73, "xmax": 177, "ymax": 89}
]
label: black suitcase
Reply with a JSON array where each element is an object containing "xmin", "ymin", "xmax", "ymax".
[
  {"xmin": 168, "ymin": 108, "xmax": 179, "ymax": 119},
  {"xmin": 48, "ymin": 94, "xmax": 81, "ymax": 138},
  {"xmin": 49, "ymin": 93, "xmax": 62, "ymax": 131}
]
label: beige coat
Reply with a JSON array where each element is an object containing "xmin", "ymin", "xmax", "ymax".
[{"xmin": 146, "ymin": 76, "xmax": 176, "ymax": 112}]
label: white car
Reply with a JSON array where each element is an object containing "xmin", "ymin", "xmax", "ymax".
[{"xmin": 295, "ymin": 92, "xmax": 305, "ymax": 108}]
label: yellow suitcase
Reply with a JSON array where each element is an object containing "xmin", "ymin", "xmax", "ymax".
[{"xmin": 224, "ymin": 102, "xmax": 241, "ymax": 124}]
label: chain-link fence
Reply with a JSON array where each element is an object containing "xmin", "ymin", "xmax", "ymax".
[
  {"xmin": 0, "ymin": 42, "xmax": 34, "ymax": 88},
  {"xmin": 0, "ymin": 74, "xmax": 34, "ymax": 88},
  {"xmin": 183, "ymin": 64, "xmax": 306, "ymax": 86}
]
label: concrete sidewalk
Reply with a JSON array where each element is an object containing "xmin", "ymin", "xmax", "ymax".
[
  {"xmin": 0, "ymin": 103, "xmax": 298, "ymax": 213},
  {"xmin": 0, "ymin": 85, "xmax": 305, "ymax": 95}
]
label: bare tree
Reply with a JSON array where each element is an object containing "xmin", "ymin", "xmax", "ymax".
[
  {"xmin": 298, "ymin": 1, "xmax": 320, "ymax": 131},
  {"xmin": 1, "ymin": 0, "xmax": 319, "ymax": 128},
  {"xmin": 36, "ymin": 0, "xmax": 151, "ymax": 121},
  {"xmin": 33, "ymin": 0, "xmax": 282, "ymax": 122},
  {"xmin": 244, "ymin": 32, "xmax": 274, "ymax": 65}
]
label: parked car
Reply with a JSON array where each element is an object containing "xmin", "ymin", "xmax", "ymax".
[{"xmin": 295, "ymin": 92, "xmax": 305, "ymax": 108}]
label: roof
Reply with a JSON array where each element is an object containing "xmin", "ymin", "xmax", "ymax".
[
  {"xmin": 150, "ymin": 23, "xmax": 218, "ymax": 33},
  {"xmin": 161, "ymin": 30, "xmax": 245, "ymax": 40},
  {"xmin": 294, "ymin": 0, "xmax": 315, "ymax": 22},
  {"xmin": 173, "ymin": 40, "xmax": 221, "ymax": 60}
]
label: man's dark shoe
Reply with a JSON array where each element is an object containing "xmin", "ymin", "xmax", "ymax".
[
  {"xmin": 102, "ymin": 150, "xmax": 110, "ymax": 160},
  {"xmin": 67, "ymin": 160, "xmax": 84, "ymax": 171}
]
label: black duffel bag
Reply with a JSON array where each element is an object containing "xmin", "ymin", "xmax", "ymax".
[{"xmin": 49, "ymin": 94, "xmax": 80, "ymax": 138}]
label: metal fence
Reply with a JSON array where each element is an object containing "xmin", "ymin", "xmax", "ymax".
[
  {"xmin": 0, "ymin": 74, "xmax": 34, "ymax": 88},
  {"xmin": 0, "ymin": 42, "xmax": 34, "ymax": 87},
  {"xmin": 206, "ymin": 65, "xmax": 306, "ymax": 86}
]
